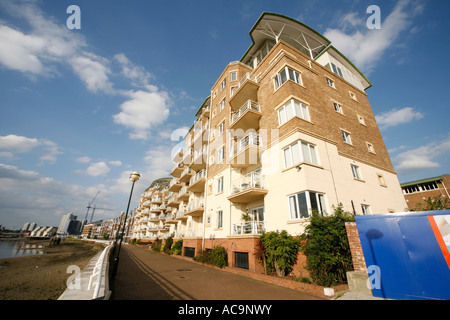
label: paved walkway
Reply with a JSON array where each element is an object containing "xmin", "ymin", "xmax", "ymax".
[{"xmin": 110, "ymin": 245, "xmax": 324, "ymax": 300}]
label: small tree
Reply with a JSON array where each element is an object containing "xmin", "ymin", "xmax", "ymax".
[
  {"xmin": 163, "ymin": 235, "xmax": 173, "ymax": 254},
  {"xmin": 300, "ymin": 204, "xmax": 354, "ymax": 286},
  {"xmin": 259, "ymin": 230, "xmax": 301, "ymax": 277},
  {"xmin": 170, "ymin": 239, "xmax": 183, "ymax": 255},
  {"xmin": 414, "ymin": 196, "xmax": 450, "ymax": 211}
]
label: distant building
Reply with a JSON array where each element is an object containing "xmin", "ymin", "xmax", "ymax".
[
  {"xmin": 57, "ymin": 213, "xmax": 83, "ymax": 235},
  {"xmin": 401, "ymin": 174, "xmax": 450, "ymax": 210}
]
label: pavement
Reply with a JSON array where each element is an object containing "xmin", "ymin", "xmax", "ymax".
[{"xmin": 110, "ymin": 244, "xmax": 325, "ymax": 300}]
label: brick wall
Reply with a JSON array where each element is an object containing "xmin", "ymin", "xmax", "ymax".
[{"xmin": 345, "ymin": 222, "xmax": 367, "ymax": 273}]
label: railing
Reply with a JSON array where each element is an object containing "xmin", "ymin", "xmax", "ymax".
[
  {"xmin": 178, "ymin": 186, "xmax": 190, "ymax": 198},
  {"xmin": 230, "ymin": 72, "xmax": 257, "ymax": 97},
  {"xmin": 192, "ymin": 145, "xmax": 207, "ymax": 162},
  {"xmin": 88, "ymin": 242, "xmax": 113, "ymax": 299},
  {"xmin": 231, "ymin": 170, "xmax": 265, "ymax": 194},
  {"xmin": 176, "ymin": 208, "xmax": 188, "ymax": 219},
  {"xmin": 232, "ymin": 221, "xmax": 266, "ymax": 235},
  {"xmin": 185, "ymin": 228, "xmax": 203, "ymax": 238},
  {"xmin": 229, "ymin": 133, "xmax": 263, "ymax": 158},
  {"xmin": 231, "ymin": 100, "xmax": 260, "ymax": 124},
  {"xmin": 187, "ymin": 197, "xmax": 204, "ymax": 212},
  {"xmin": 190, "ymin": 169, "xmax": 206, "ymax": 185},
  {"xmin": 170, "ymin": 178, "xmax": 181, "ymax": 187}
]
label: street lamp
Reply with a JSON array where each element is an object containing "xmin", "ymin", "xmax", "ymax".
[{"xmin": 110, "ymin": 171, "xmax": 140, "ymax": 281}]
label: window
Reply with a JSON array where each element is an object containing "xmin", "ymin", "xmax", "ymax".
[
  {"xmin": 378, "ymin": 174, "xmax": 387, "ymax": 187},
  {"xmin": 274, "ymin": 66, "xmax": 302, "ymax": 90},
  {"xmin": 351, "ymin": 164, "xmax": 362, "ymax": 180},
  {"xmin": 283, "ymin": 140, "xmax": 319, "ymax": 168},
  {"xmin": 333, "ymin": 102, "xmax": 343, "ymax": 114},
  {"xmin": 216, "ymin": 210, "xmax": 223, "ymax": 229},
  {"xmin": 219, "ymin": 99, "xmax": 225, "ymax": 112},
  {"xmin": 366, "ymin": 142, "xmax": 375, "ymax": 153},
  {"xmin": 217, "ymin": 176, "xmax": 224, "ymax": 193},
  {"xmin": 217, "ymin": 146, "xmax": 224, "ymax": 163},
  {"xmin": 357, "ymin": 115, "xmax": 366, "ymax": 125},
  {"xmin": 331, "ymin": 63, "xmax": 343, "ymax": 77},
  {"xmin": 288, "ymin": 191, "xmax": 326, "ymax": 219},
  {"xmin": 278, "ymin": 98, "xmax": 310, "ymax": 126},
  {"xmin": 230, "ymin": 72, "xmax": 237, "ymax": 82},
  {"xmin": 361, "ymin": 204, "xmax": 371, "ymax": 215},
  {"xmin": 326, "ymin": 77, "xmax": 335, "ymax": 88},
  {"xmin": 221, "ymin": 78, "xmax": 226, "ymax": 91},
  {"xmin": 349, "ymin": 91, "xmax": 357, "ymax": 101},
  {"xmin": 341, "ymin": 130, "xmax": 352, "ymax": 144},
  {"xmin": 218, "ymin": 121, "xmax": 225, "ymax": 135}
]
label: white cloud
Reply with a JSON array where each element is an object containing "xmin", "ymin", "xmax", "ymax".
[
  {"xmin": 70, "ymin": 53, "xmax": 114, "ymax": 94},
  {"xmin": 0, "ymin": 134, "xmax": 40, "ymax": 152},
  {"xmin": 113, "ymin": 87, "xmax": 171, "ymax": 140},
  {"xmin": 394, "ymin": 136, "xmax": 450, "ymax": 173},
  {"xmin": 114, "ymin": 53, "xmax": 152, "ymax": 87},
  {"xmin": 0, "ymin": 134, "xmax": 62, "ymax": 164},
  {"xmin": 324, "ymin": 0, "xmax": 424, "ymax": 74},
  {"xmin": 375, "ymin": 107, "xmax": 424, "ymax": 129},
  {"xmin": 76, "ymin": 156, "xmax": 92, "ymax": 163},
  {"xmin": 109, "ymin": 160, "xmax": 122, "ymax": 166},
  {"xmin": 85, "ymin": 162, "xmax": 111, "ymax": 177}
]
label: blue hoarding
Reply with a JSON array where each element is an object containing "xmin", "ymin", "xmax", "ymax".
[{"xmin": 355, "ymin": 211, "xmax": 450, "ymax": 300}]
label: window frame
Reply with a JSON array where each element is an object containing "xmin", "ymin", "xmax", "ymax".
[
  {"xmin": 216, "ymin": 210, "xmax": 223, "ymax": 229},
  {"xmin": 351, "ymin": 164, "xmax": 362, "ymax": 180},
  {"xmin": 288, "ymin": 191, "xmax": 327, "ymax": 219},
  {"xmin": 282, "ymin": 140, "xmax": 319, "ymax": 168},
  {"xmin": 341, "ymin": 130, "xmax": 352, "ymax": 144},
  {"xmin": 273, "ymin": 66, "xmax": 303, "ymax": 90},
  {"xmin": 277, "ymin": 98, "xmax": 311, "ymax": 126},
  {"xmin": 217, "ymin": 176, "xmax": 224, "ymax": 194}
]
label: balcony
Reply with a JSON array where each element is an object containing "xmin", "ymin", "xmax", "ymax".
[
  {"xmin": 149, "ymin": 214, "xmax": 159, "ymax": 222},
  {"xmin": 185, "ymin": 228, "xmax": 203, "ymax": 238},
  {"xmin": 180, "ymin": 166, "xmax": 194, "ymax": 183},
  {"xmin": 169, "ymin": 178, "xmax": 182, "ymax": 192},
  {"xmin": 227, "ymin": 170, "xmax": 268, "ymax": 203},
  {"xmin": 229, "ymin": 133, "xmax": 264, "ymax": 168},
  {"xmin": 190, "ymin": 145, "xmax": 207, "ymax": 171},
  {"xmin": 178, "ymin": 186, "xmax": 191, "ymax": 202},
  {"xmin": 230, "ymin": 100, "xmax": 261, "ymax": 132},
  {"xmin": 167, "ymin": 195, "xmax": 180, "ymax": 208},
  {"xmin": 186, "ymin": 197, "xmax": 204, "ymax": 217},
  {"xmin": 202, "ymin": 105, "xmax": 211, "ymax": 118},
  {"xmin": 229, "ymin": 73, "xmax": 259, "ymax": 110},
  {"xmin": 165, "ymin": 213, "xmax": 178, "ymax": 224},
  {"xmin": 151, "ymin": 196, "xmax": 163, "ymax": 204},
  {"xmin": 142, "ymin": 200, "xmax": 151, "ymax": 208},
  {"xmin": 188, "ymin": 169, "xmax": 206, "ymax": 193},
  {"xmin": 232, "ymin": 221, "xmax": 266, "ymax": 235},
  {"xmin": 171, "ymin": 163, "xmax": 184, "ymax": 178},
  {"xmin": 176, "ymin": 208, "xmax": 188, "ymax": 220},
  {"xmin": 150, "ymin": 205, "xmax": 161, "ymax": 213},
  {"xmin": 192, "ymin": 120, "xmax": 209, "ymax": 147}
]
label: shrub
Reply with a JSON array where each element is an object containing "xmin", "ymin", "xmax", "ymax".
[
  {"xmin": 300, "ymin": 204, "xmax": 355, "ymax": 286},
  {"xmin": 163, "ymin": 236, "xmax": 173, "ymax": 254},
  {"xmin": 194, "ymin": 245, "xmax": 228, "ymax": 269},
  {"xmin": 150, "ymin": 238, "xmax": 162, "ymax": 252},
  {"xmin": 259, "ymin": 230, "xmax": 301, "ymax": 277},
  {"xmin": 171, "ymin": 239, "xmax": 183, "ymax": 255}
]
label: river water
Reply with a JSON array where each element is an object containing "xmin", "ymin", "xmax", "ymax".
[{"xmin": 0, "ymin": 240, "xmax": 46, "ymax": 259}]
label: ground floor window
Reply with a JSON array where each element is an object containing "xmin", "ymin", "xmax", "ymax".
[
  {"xmin": 184, "ymin": 247, "xmax": 195, "ymax": 258},
  {"xmin": 235, "ymin": 252, "xmax": 249, "ymax": 270},
  {"xmin": 288, "ymin": 191, "xmax": 327, "ymax": 219}
]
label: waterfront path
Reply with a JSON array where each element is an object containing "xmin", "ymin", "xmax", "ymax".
[{"xmin": 110, "ymin": 245, "xmax": 324, "ymax": 300}]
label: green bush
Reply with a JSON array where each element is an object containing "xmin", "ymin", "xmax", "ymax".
[
  {"xmin": 194, "ymin": 245, "xmax": 228, "ymax": 269},
  {"xmin": 163, "ymin": 236, "xmax": 173, "ymax": 254},
  {"xmin": 171, "ymin": 239, "xmax": 183, "ymax": 255},
  {"xmin": 300, "ymin": 204, "xmax": 355, "ymax": 286},
  {"xmin": 259, "ymin": 230, "xmax": 301, "ymax": 277},
  {"xmin": 150, "ymin": 238, "xmax": 162, "ymax": 252}
]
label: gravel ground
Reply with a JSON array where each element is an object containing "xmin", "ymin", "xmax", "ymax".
[{"xmin": 0, "ymin": 239, "xmax": 104, "ymax": 300}]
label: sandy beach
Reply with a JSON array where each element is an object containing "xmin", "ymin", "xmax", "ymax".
[{"xmin": 0, "ymin": 239, "xmax": 105, "ymax": 300}]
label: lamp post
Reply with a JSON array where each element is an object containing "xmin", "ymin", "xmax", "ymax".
[{"xmin": 110, "ymin": 171, "xmax": 140, "ymax": 281}]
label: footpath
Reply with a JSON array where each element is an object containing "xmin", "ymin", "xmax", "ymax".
[{"xmin": 110, "ymin": 245, "xmax": 325, "ymax": 300}]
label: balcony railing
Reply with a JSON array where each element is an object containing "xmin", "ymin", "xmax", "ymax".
[
  {"xmin": 230, "ymin": 170, "xmax": 265, "ymax": 194},
  {"xmin": 190, "ymin": 169, "xmax": 206, "ymax": 185},
  {"xmin": 187, "ymin": 197, "xmax": 204, "ymax": 213},
  {"xmin": 231, "ymin": 100, "xmax": 260, "ymax": 125},
  {"xmin": 232, "ymin": 221, "xmax": 266, "ymax": 235},
  {"xmin": 229, "ymin": 133, "xmax": 263, "ymax": 158}
]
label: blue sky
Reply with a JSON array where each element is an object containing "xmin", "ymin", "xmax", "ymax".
[{"xmin": 0, "ymin": 0, "xmax": 449, "ymax": 229}]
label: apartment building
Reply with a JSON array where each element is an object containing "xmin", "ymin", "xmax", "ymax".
[
  {"xmin": 132, "ymin": 178, "xmax": 172, "ymax": 241},
  {"xmin": 135, "ymin": 13, "xmax": 407, "ymax": 272},
  {"xmin": 401, "ymin": 174, "xmax": 450, "ymax": 210}
]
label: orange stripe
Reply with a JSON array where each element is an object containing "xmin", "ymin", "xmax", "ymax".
[{"xmin": 428, "ymin": 216, "xmax": 450, "ymax": 270}]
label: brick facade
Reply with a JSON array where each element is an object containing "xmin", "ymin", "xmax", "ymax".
[{"xmin": 345, "ymin": 222, "xmax": 367, "ymax": 273}]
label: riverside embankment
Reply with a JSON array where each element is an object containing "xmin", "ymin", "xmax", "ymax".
[{"xmin": 0, "ymin": 239, "xmax": 104, "ymax": 300}]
